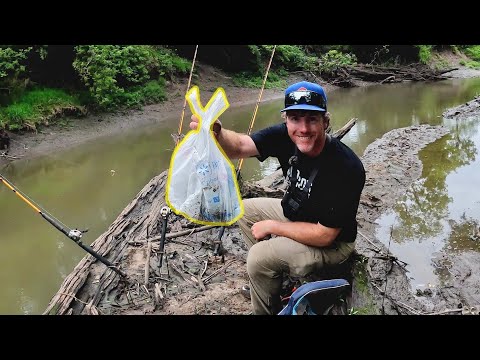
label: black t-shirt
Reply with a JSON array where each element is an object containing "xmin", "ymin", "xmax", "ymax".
[{"xmin": 250, "ymin": 122, "xmax": 365, "ymax": 243}]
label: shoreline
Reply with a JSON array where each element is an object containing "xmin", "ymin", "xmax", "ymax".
[
  {"xmin": 2, "ymin": 70, "xmax": 336, "ymax": 169},
  {"xmin": 1, "ymin": 78, "xmax": 343, "ymax": 170},
  {"xmin": 2, "ymin": 60, "xmax": 480, "ymax": 170}
]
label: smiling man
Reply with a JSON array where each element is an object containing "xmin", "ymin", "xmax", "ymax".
[{"xmin": 190, "ymin": 81, "xmax": 365, "ymax": 315}]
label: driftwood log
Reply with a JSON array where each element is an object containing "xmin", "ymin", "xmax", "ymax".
[
  {"xmin": 44, "ymin": 118, "xmax": 357, "ymax": 315},
  {"xmin": 319, "ymin": 64, "xmax": 457, "ymax": 87}
]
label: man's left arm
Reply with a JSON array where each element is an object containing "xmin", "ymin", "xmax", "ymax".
[
  {"xmin": 251, "ymin": 220, "xmax": 340, "ymax": 247},
  {"xmin": 251, "ymin": 167, "xmax": 365, "ymax": 246}
]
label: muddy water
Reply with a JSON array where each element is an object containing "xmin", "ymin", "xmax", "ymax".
[
  {"xmin": 375, "ymin": 100, "xmax": 480, "ymax": 292},
  {"xmin": 1, "ymin": 77, "xmax": 480, "ymax": 314}
]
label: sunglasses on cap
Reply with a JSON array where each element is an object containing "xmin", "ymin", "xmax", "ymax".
[{"xmin": 285, "ymin": 90, "xmax": 326, "ymax": 110}]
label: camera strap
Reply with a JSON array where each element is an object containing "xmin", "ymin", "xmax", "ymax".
[{"xmin": 287, "ymin": 146, "xmax": 320, "ymax": 197}]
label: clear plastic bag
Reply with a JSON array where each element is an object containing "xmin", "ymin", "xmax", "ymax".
[{"xmin": 166, "ymin": 86, "xmax": 244, "ymax": 226}]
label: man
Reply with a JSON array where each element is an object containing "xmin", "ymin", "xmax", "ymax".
[{"xmin": 190, "ymin": 81, "xmax": 365, "ymax": 315}]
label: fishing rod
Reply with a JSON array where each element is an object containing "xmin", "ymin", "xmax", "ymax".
[
  {"xmin": 214, "ymin": 45, "xmax": 277, "ymax": 256},
  {"xmin": 0, "ymin": 174, "xmax": 126, "ymax": 278},
  {"xmin": 236, "ymin": 45, "xmax": 277, "ymax": 176},
  {"xmin": 177, "ymin": 45, "xmax": 199, "ymax": 147},
  {"xmin": 159, "ymin": 45, "xmax": 199, "ymax": 272}
]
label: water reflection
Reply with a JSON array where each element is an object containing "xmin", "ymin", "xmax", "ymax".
[{"xmin": 375, "ymin": 101, "xmax": 480, "ymax": 290}]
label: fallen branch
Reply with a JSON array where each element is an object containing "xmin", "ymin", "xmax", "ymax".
[
  {"xmin": 132, "ymin": 225, "xmax": 217, "ymax": 244},
  {"xmin": 372, "ymin": 283, "xmax": 421, "ymax": 315},
  {"xmin": 144, "ymin": 240, "xmax": 152, "ymax": 286},
  {"xmin": 358, "ymin": 230, "xmax": 408, "ymax": 269},
  {"xmin": 331, "ymin": 118, "xmax": 357, "ymax": 139},
  {"xmin": 202, "ymin": 259, "xmax": 236, "ymax": 284}
]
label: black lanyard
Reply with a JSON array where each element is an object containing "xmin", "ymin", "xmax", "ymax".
[{"xmin": 287, "ymin": 147, "xmax": 320, "ymax": 198}]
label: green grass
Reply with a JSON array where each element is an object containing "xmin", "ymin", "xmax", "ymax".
[
  {"xmin": 232, "ymin": 70, "xmax": 287, "ymax": 89},
  {"xmin": 464, "ymin": 46, "xmax": 480, "ymax": 61},
  {"xmin": 0, "ymin": 88, "xmax": 84, "ymax": 131}
]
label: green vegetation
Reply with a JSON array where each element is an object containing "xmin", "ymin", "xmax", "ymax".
[
  {"xmin": 72, "ymin": 45, "xmax": 186, "ymax": 109},
  {"xmin": 0, "ymin": 88, "xmax": 84, "ymax": 130},
  {"xmin": 461, "ymin": 46, "xmax": 480, "ymax": 69},
  {"xmin": 233, "ymin": 70, "xmax": 287, "ymax": 89},
  {"xmin": 416, "ymin": 45, "xmax": 434, "ymax": 64},
  {"xmin": 351, "ymin": 254, "xmax": 379, "ymax": 315},
  {"xmin": 1, "ymin": 44, "xmax": 479, "ymax": 132}
]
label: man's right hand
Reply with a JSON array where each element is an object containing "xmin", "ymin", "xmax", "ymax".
[
  {"xmin": 189, "ymin": 114, "xmax": 200, "ymax": 131},
  {"xmin": 190, "ymin": 114, "xmax": 222, "ymax": 136}
]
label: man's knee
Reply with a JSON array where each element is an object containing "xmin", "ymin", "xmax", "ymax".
[
  {"xmin": 246, "ymin": 242, "xmax": 270, "ymax": 278},
  {"xmin": 242, "ymin": 198, "xmax": 257, "ymax": 216}
]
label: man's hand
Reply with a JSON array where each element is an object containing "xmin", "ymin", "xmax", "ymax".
[
  {"xmin": 189, "ymin": 114, "xmax": 200, "ymax": 130},
  {"xmin": 251, "ymin": 220, "xmax": 276, "ymax": 241},
  {"xmin": 190, "ymin": 114, "xmax": 222, "ymax": 136}
]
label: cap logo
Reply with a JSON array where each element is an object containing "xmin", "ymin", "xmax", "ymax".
[{"xmin": 297, "ymin": 87, "xmax": 307, "ymax": 91}]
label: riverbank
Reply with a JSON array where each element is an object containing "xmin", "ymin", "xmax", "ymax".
[
  {"xmin": 3, "ymin": 59, "xmax": 479, "ymax": 170},
  {"xmin": 0, "ymin": 63, "xmax": 343, "ymax": 169}
]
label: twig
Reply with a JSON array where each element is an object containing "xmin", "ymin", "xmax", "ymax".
[
  {"xmin": 0, "ymin": 152, "xmax": 20, "ymax": 160},
  {"xmin": 154, "ymin": 282, "xmax": 164, "ymax": 302},
  {"xmin": 308, "ymin": 70, "xmax": 321, "ymax": 82},
  {"xmin": 426, "ymin": 308, "xmax": 463, "ymax": 315},
  {"xmin": 358, "ymin": 230, "xmax": 408, "ymax": 268},
  {"xmin": 200, "ymin": 260, "xmax": 208, "ymax": 278},
  {"xmin": 170, "ymin": 262, "xmax": 197, "ymax": 287},
  {"xmin": 371, "ymin": 283, "xmax": 421, "ymax": 315},
  {"xmin": 58, "ymin": 292, "xmax": 89, "ymax": 305},
  {"xmin": 130, "ymin": 225, "xmax": 217, "ymax": 245},
  {"xmin": 85, "ymin": 298, "xmax": 102, "ymax": 315},
  {"xmin": 358, "ymin": 230, "xmax": 383, "ymax": 253},
  {"xmin": 202, "ymin": 259, "xmax": 236, "ymax": 284},
  {"xmin": 142, "ymin": 284, "xmax": 150, "ymax": 297},
  {"xmin": 197, "ymin": 273, "xmax": 206, "ymax": 292},
  {"xmin": 144, "ymin": 239, "xmax": 152, "ymax": 286}
]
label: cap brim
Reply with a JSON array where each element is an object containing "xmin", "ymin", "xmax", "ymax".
[{"xmin": 280, "ymin": 104, "xmax": 326, "ymax": 112}]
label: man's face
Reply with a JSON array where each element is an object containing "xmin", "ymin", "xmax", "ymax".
[{"xmin": 285, "ymin": 110, "xmax": 327, "ymax": 157}]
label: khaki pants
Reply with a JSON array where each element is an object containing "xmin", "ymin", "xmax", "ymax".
[{"xmin": 237, "ymin": 198, "xmax": 355, "ymax": 315}]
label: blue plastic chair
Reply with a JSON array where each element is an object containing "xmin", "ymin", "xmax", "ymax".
[{"xmin": 278, "ymin": 278, "xmax": 350, "ymax": 315}]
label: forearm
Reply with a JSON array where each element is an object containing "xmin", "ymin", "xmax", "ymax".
[
  {"xmin": 270, "ymin": 220, "xmax": 340, "ymax": 247},
  {"xmin": 216, "ymin": 128, "xmax": 258, "ymax": 159}
]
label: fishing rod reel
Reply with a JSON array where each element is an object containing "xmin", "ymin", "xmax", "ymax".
[
  {"xmin": 68, "ymin": 228, "xmax": 89, "ymax": 242},
  {"xmin": 160, "ymin": 206, "xmax": 171, "ymax": 219}
]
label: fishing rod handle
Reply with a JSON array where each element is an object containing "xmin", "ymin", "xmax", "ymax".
[{"xmin": 78, "ymin": 242, "xmax": 127, "ymax": 277}]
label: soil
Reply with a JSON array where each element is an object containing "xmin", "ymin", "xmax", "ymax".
[{"xmin": 4, "ymin": 55, "xmax": 480, "ymax": 315}]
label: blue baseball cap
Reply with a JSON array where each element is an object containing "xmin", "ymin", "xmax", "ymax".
[{"xmin": 280, "ymin": 81, "xmax": 327, "ymax": 112}]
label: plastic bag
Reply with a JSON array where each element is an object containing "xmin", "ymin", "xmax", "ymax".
[{"xmin": 166, "ymin": 86, "xmax": 244, "ymax": 226}]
